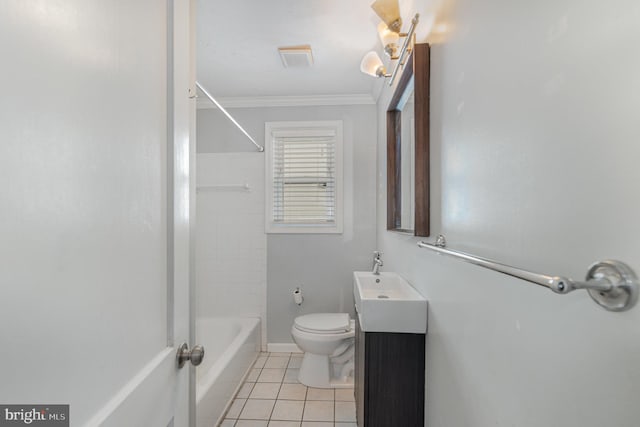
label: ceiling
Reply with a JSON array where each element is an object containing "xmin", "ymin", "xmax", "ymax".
[{"xmin": 196, "ymin": 0, "xmax": 384, "ymax": 100}]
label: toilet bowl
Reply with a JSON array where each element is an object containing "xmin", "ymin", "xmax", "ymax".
[{"xmin": 291, "ymin": 313, "xmax": 355, "ymax": 389}]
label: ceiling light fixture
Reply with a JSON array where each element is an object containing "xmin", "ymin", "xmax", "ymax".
[
  {"xmin": 360, "ymin": 51, "xmax": 389, "ymax": 78},
  {"xmin": 377, "ymin": 22, "xmax": 400, "ymax": 59},
  {"xmin": 371, "ymin": 0, "xmax": 402, "ymax": 33},
  {"xmin": 361, "ymin": 0, "xmax": 419, "ymax": 86}
]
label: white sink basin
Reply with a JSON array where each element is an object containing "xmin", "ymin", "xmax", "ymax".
[{"xmin": 353, "ymin": 271, "xmax": 427, "ymax": 333}]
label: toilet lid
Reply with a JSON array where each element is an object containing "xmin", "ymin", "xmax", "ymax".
[{"xmin": 294, "ymin": 313, "xmax": 351, "ymax": 334}]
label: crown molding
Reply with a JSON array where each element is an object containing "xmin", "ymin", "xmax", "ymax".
[{"xmin": 196, "ymin": 93, "xmax": 376, "ymax": 109}]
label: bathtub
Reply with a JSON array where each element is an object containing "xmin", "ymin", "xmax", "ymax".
[{"xmin": 196, "ymin": 317, "xmax": 261, "ymax": 427}]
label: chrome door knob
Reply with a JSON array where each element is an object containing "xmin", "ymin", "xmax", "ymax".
[
  {"xmin": 189, "ymin": 345, "xmax": 205, "ymax": 366},
  {"xmin": 176, "ymin": 343, "xmax": 205, "ymax": 368}
]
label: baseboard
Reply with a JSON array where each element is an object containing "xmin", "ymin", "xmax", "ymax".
[{"xmin": 267, "ymin": 343, "xmax": 302, "ymax": 353}]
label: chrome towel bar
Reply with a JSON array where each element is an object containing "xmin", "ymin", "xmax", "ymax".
[{"xmin": 417, "ymin": 235, "xmax": 638, "ymax": 312}]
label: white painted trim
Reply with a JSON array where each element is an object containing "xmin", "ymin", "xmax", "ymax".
[
  {"xmin": 267, "ymin": 343, "xmax": 303, "ymax": 353},
  {"xmin": 197, "ymin": 93, "xmax": 375, "ymax": 109}
]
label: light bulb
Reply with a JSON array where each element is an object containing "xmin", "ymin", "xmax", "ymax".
[
  {"xmin": 377, "ymin": 22, "xmax": 400, "ymax": 58},
  {"xmin": 360, "ymin": 51, "xmax": 386, "ymax": 77},
  {"xmin": 377, "ymin": 22, "xmax": 399, "ymax": 47}
]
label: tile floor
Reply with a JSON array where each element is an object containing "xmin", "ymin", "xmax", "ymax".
[{"xmin": 218, "ymin": 352, "xmax": 357, "ymax": 427}]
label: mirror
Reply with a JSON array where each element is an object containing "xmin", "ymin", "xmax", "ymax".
[{"xmin": 386, "ymin": 43, "xmax": 430, "ymax": 236}]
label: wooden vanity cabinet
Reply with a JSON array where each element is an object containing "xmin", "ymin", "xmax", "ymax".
[{"xmin": 354, "ymin": 314, "xmax": 425, "ymax": 427}]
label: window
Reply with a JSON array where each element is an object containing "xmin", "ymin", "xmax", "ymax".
[{"xmin": 265, "ymin": 121, "xmax": 343, "ymax": 234}]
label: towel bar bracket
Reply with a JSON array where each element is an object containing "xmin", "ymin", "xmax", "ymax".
[{"xmin": 583, "ymin": 260, "xmax": 638, "ymax": 312}]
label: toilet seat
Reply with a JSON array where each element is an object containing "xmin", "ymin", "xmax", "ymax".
[{"xmin": 294, "ymin": 313, "xmax": 351, "ymax": 334}]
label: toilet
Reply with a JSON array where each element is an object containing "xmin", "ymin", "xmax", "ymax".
[{"xmin": 291, "ymin": 313, "xmax": 355, "ymax": 389}]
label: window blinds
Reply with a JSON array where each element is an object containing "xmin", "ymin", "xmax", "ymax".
[{"xmin": 271, "ymin": 132, "xmax": 337, "ymax": 225}]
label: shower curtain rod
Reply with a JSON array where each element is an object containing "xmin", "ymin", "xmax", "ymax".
[{"xmin": 195, "ymin": 81, "xmax": 265, "ymax": 152}]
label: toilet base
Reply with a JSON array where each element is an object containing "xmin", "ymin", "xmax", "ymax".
[
  {"xmin": 298, "ymin": 353, "xmax": 354, "ymax": 389},
  {"xmin": 328, "ymin": 377, "xmax": 354, "ymax": 389}
]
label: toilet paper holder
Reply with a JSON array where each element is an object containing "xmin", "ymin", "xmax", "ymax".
[{"xmin": 293, "ymin": 287, "xmax": 304, "ymax": 305}]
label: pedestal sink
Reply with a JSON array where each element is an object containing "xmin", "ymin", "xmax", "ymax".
[{"xmin": 353, "ymin": 271, "xmax": 428, "ymax": 333}]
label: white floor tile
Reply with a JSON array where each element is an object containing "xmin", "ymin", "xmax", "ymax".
[
  {"xmin": 239, "ymin": 399, "xmax": 276, "ymax": 420},
  {"xmin": 306, "ymin": 388, "xmax": 334, "ymax": 401},
  {"xmin": 253, "ymin": 356, "xmax": 268, "ymax": 369},
  {"xmin": 265, "ymin": 357, "xmax": 290, "ymax": 369},
  {"xmin": 257, "ymin": 368, "xmax": 286, "ymax": 383},
  {"xmin": 226, "ymin": 398, "xmax": 246, "ymax": 419},
  {"xmin": 237, "ymin": 382, "xmax": 255, "ymax": 399},
  {"xmin": 271, "ymin": 400, "xmax": 304, "ymax": 421},
  {"xmin": 334, "ymin": 401, "xmax": 356, "ymax": 422},
  {"xmin": 229, "ymin": 352, "xmax": 358, "ymax": 427},
  {"xmin": 235, "ymin": 421, "xmax": 268, "ymax": 427},
  {"xmin": 335, "ymin": 388, "xmax": 355, "ymax": 402},
  {"xmin": 283, "ymin": 369, "xmax": 300, "ymax": 383},
  {"xmin": 268, "ymin": 421, "xmax": 300, "ymax": 427},
  {"xmin": 277, "ymin": 383, "xmax": 307, "ymax": 401},
  {"xmin": 250, "ymin": 383, "xmax": 281, "ymax": 399},
  {"xmin": 302, "ymin": 401, "xmax": 333, "ymax": 422},
  {"xmin": 246, "ymin": 368, "xmax": 261, "ymax": 382}
]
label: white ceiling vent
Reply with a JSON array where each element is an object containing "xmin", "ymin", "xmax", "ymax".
[{"xmin": 278, "ymin": 45, "xmax": 314, "ymax": 68}]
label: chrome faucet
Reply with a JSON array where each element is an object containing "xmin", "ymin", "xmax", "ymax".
[{"xmin": 372, "ymin": 251, "xmax": 383, "ymax": 275}]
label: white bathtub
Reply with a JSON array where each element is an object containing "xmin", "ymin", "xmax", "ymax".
[{"xmin": 196, "ymin": 317, "xmax": 261, "ymax": 427}]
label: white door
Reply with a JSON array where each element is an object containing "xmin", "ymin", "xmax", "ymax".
[{"xmin": 0, "ymin": 1, "xmax": 196, "ymax": 426}]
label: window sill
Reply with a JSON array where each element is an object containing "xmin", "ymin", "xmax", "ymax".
[{"xmin": 266, "ymin": 224, "xmax": 343, "ymax": 234}]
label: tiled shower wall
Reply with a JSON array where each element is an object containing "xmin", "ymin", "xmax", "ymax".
[{"xmin": 196, "ymin": 153, "xmax": 266, "ymax": 348}]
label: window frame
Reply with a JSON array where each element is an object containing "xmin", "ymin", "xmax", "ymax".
[{"xmin": 265, "ymin": 120, "xmax": 344, "ymax": 234}]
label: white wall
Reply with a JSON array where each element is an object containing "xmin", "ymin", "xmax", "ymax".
[
  {"xmin": 197, "ymin": 104, "xmax": 378, "ymax": 344},
  {"xmin": 196, "ymin": 153, "xmax": 267, "ymax": 347},
  {"xmin": 376, "ymin": 0, "xmax": 640, "ymax": 426}
]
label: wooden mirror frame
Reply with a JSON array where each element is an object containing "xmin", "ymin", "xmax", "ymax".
[{"xmin": 386, "ymin": 43, "xmax": 430, "ymax": 236}]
